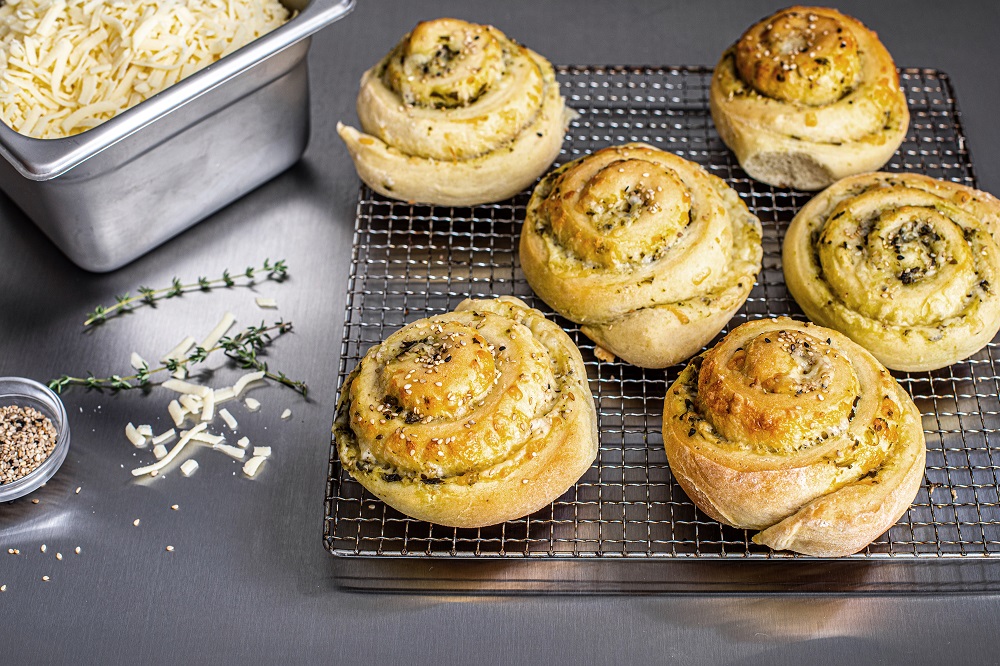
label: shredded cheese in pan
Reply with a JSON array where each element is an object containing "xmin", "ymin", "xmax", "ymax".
[{"xmin": 0, "ymin": 0, "xmax": 291, "ymax": 138}]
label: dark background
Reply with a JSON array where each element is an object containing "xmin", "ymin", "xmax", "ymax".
[{"xmin": 1, "ymin": 1, "xmax": 998, "ymax": 663}]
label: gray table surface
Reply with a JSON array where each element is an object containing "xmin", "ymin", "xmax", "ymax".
[{"xmin": 2, "ymin": 0, "xmax": 999, "ymax": 663}]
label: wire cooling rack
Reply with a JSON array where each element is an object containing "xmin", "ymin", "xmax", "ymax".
[{"xmin": 325, "ymin": 66, "xmax": 1000, "ymax": 580}]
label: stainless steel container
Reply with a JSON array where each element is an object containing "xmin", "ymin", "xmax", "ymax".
[{"xmin": 0, "ymin": 0, "xmax": 354, "ymax": 273}]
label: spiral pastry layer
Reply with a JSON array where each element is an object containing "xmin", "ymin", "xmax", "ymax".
[
  {"xmin": 783, "ymin": 172, "xmax": 1000, "ymax": 371},
  {"xmin": 334, "ymin": 296, "xmax": 598, "ymax": 528},
  {"xmin": 519, "ymin": 143, "xmax": 762, "ymax": 368},
  {"xmin": 663, "ymin": 317, "xmax": 926, "ymax": 557},
  {"xmin": 336, "ymin": 18, "xmax": 572, "ymax": 206},
  {"xmin": 710, "ymin": 6, "xmax": 909, "ymax": 191}
]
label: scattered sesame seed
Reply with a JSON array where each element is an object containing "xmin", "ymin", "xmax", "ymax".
[
  {"xmin": 56, "ymin": 553, "xmax": 62, "ymax": 561},
  {"xmin": 41, "ymin": 576, "xmax": 49, "ymax": 582},
  {"xmin": 171, "ymin": 504, "xmax": 179, "ymax": 510},
  {"xmin": 40, "ymin": 544, "xmax": 46, "ymax": 553},
  {"xmin": 75, "ymin": 487, "xmax": 81, "ymax": 494},
  {"xmin": 74, "ymin": 547, "xmax": 81, "ymax": 555},
  {"xmin": 165, "ymin": 546, "xmax": 174, "ymax": 552},
  {"xmin": 31, "ymin": 499, "xmax": 39, "ymax": 504},
  {"xmin": 133, "ymin": 519, "xmax": 140, "ymax": 526},
  {"xmin": 522, "ymin": 479, "xmax": 529, "ymax": 484},
  {"xmin": 0, "ymin": 585, "xmax": 5, "ymax": 591}
]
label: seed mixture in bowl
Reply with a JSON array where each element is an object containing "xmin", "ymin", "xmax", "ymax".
[{"xmin": 0, "ymin": 404, "xmax": 58, "ymax": 484}]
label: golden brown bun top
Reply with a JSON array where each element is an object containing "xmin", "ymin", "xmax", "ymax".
[
  {"xmin": 540, "ymin": 143, "xmax": 694, "ymax": 268},
  {"xmin": 697, "ymin": 324, "xmax": 860, "ymax": 452},
  {"xmin": 381, "ymin": 18, "xmax": 521, "ymax": 110},
  {"xmin": 679, "ymin": 317, "xmax": 909, "ymax": 476},
  {"xmin": 344, "ymin": 296, "xmax": 574, "ymax": 479},
  {"xmin": 734, "ymin": 6, "xmax": 869, "ymax": 106}
]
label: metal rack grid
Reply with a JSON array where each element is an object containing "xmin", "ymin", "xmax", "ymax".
[{"xmin": 324, "ymin": 66, "xmax": 1000, "ymax": 561}]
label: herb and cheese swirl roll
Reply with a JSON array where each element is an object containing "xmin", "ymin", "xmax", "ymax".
[
  {"xmin": 663, "ymin": 317, "xmax": 926, "ymax": 557},
  {"xmin": 783, "ymin": 172, "xmax": 1000, "ymax": 372},
  {"xmin": 710, "ymin": 6, "xmax": 909, "ymax": 191},
  {"xmin": 334, "ymin": 296, "xmax": 598, "ymax": 528},
  {"xmin": 519, "ymin": 143, "xmax": 763, "ymax": 368},
  {"xmin": 336, "ymin": 18, "xmax": 572, "ymax": 207}
]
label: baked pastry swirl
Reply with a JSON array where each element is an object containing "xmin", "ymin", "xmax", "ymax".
[
  {"xmin": 710, "ymin": 6, "xmax": 909, "ymax": 190},
  {"xmin": 663, "ymin": 317, "xmax": 926, "ymax": 557},
  {"xmin": 334, "ymin": 296, "xmax": 598, "ymax": 528},
  {"xmin": 519, "ymin": 143, "xmax": 763, "ymax": 368},
  {"xmin": 783, "ymin": 172, "xmax": 1000, "ymax": 372},
  {"xmin": 337, "ymin": 18, "xmax": 572, "ymax": 206}
]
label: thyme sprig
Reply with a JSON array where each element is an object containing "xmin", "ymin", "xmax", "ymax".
[
  {"xmin": 49, "ymin": 321, "xmax": 308, "ymax": 396},
  {"xmin": 83, "ymin": 259, "xmax": 290, "ymax": 326}
]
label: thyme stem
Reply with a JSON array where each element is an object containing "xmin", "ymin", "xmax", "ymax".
[
  {"xmin": 49, "ymin": 321, "xmax": 308, "ymax": 396},
  {"xmin": 83, "ymin": 259, "xmax": 289, "ymax": 326}
]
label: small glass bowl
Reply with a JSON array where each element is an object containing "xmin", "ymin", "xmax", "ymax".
[{"xmin": 0, "ymin": 377, "xmax": 71, "ymax": 502}]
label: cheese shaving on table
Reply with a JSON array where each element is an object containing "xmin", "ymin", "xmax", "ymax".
[
  {"xmin": 0, "ymin": 0, "xmax": 291, "ymax": 138},
  {"xmin": 255, "ymin": 297, "xmax": 278, "ymax": 309},
  {"xmin": 200, "ymin": 390, "xmax": 215, "ymax": 422},
  {"xmin": 161, "ymin": 336, "xmax": 196, "ymax": 364},
  {"xmin": 236, "ymin": 436, "xmax": 250, "ymax": 449},
  {"xmin": 162, "ymin": 379, "xmax": 211, "ymax": 397},
  {"xmin": 243, "ymin": 456, "xmax": 266, "ymax": 477},
  {"xmin": 200, "ymin": 312, "xmax": 236, "ymax": 351},
  {"xmin": 280, "ymin": 408, "xmax": 291, "ymax": 420},
  {"xmin": 152, "ymin": 444, "xmax": 168, "ymax": 460},
  {"xmin": 180, "ymin": 460, "xmax": 199, "ymax": 477},
  {"xmin": 125, "ymin": 422, "xmax": 146, "ymax": 448},
  {"xmin": 219, "ymin": 408, "xmax": 238, "ymax": 430},
  {"xmin": 233, "ymin": 371, "xmax": 266, "ymax": 397},
  {"xmin": 129, "ymin": 352, "xmax": 148, "ymax": 371},
  {"xmin": 167, "ymin": 399, "xmax": 185, "ymax": 427},
  {"xmin": 252, "ymin": 446, "xmax": 271, "ymax": 458},
  {"xmin": 152, "ymin": 428, "xmax": 176, "ymax": 446},
  {"xmin": 190, "ymin": 431, "xmax": 224, "ymax": 446},
  {"xmin": 132, "ymin": 422, "xmax": 206, "ymax": 476},
  {"xmin": 244, "ymin": 397, "xmax": 261, "ymax": 412},
  {"xmin": 213, "ymin": 443, "xmax": 245, "ymax": 459}
]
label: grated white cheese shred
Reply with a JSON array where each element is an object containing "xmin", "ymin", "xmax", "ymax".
[
  {"xmin": 200, "ymin": 312, "xmax": 236, "ymax": 351},
  {"xmin": 180, "ymin": 460, "xmax": 199, "ymax": 477},
  {"xmin": 161, "ymin": 336, "xmax": 196, "ymax": 364},
  {"xmin": 178, "ymin": 393, "xmax": 202, "ymax": 414},
  {"xmin": 129, "ymin": 352, "xmax": 148, "ymax": 371},
  {"xmin": 0, "ymin": 0, "xmax": 291, "ymax": 138},
  {"xmin": 243, "ymin": 456, "xmax": 266, "ymax": 478},
  {"xmin": 219, "ymin": 408, "xmax": 238, "ymax": 430},
  {"xmin": 213, "ymin": 443, "xmax": 245, "ymax": 459},
  {"xmin": 236, "ymin": 436, "xmax": 250, "ymax": 449},
  {"xmin": 280, "ymin": 408, "xmax": 291, "ymax": 420},
  {"xmin": 244, "ymin": 397, "xmax": 261, "ymax": 412},
  {"xmin": 132, "ymin": 422, "xmax": 206, "ymax": 477},
  {"xmin": 200, "ymin": 390, "xmax": 215, "ymax": 422},
  {"xmin": 152, "ymin": 444, "xmax": 168, "ymax": 460},
  {"xmin": 252, "ymin": 446, "xmax": 271, "ymax": 458},
  {"xmin": 125, "ymin": 422, "xmax": 146, "ymax": 448},
  {"xmin": 167, "ymin": 399, "xmax": 185, "ymax": 427},
  {"xmin": 136, "ymin": 425, "xmax": 153, "ymax": 438},
  {"xmin": 152, "ymin": 428, "xmax": 176, "ymax": 446},
  {"xmin": 213, "ymin": 387, "xmax": 235, "ymax": 404},
  {"xmin": 191, "ymin": 431, "xmax": 224, "ymax": 446},
  {"xmin": 233, "ymin": 371, "xmax": 266, "ymax": 397},
  {"xmin": 255, "ymin": 297, "xmax": 277, "ymax": 309},
  {"xmin": 162, "ymin": 379, "xmax": 211, "ymax": 397}
]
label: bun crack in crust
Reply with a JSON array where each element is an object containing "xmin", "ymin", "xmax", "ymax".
[
  {"xmin": 663, "ymin": 317, "xmax": 926, "ymax": 557},
  {"xmin": 783, "ymin": 172, "xmax": 1000, "ymax": 371},
  {"xmin": 710, "ymin": 6, "xmax": 909, "ymax": 190},
  {"xmin": 334, "ymin": 296, "xmax": 598, "ymax": 528},
  {"xmin": 337, "ymin": 18, "xmax": 573, "ymax": 206},
  {"xmin": 519, "ymin": 143, "xmax": 763, "ymax": 368}
]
